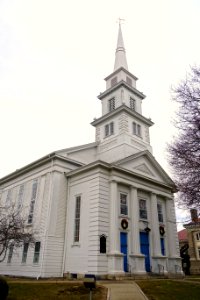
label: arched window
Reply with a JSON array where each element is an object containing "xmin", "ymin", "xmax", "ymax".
[{"xmin": 100, "ymin": 235, "xmax": 106, "ymax": 253}]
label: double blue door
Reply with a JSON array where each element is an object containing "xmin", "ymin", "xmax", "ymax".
[
  {"xmin": 140, "ymin": 232, "xmax": 151, "ymax": 272},
  {"xmin": 120, "ymin": 232, "xmax": 128, "ymax": 272}
]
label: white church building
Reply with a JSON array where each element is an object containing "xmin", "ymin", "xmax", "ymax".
[{"xmin": 0, "ymin": 25, "xmax": 182, "ymax": 278}]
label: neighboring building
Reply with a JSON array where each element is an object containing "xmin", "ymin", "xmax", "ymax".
[
  {"xmin": 178, "ymin": 228, "xmax": 189, "ymax": 275},
  {"xmin": 178, "ymin": 229, "xmax": 188, "ymax": 250},
  {"xmin": 0, "ymin": 24, "xmax": 182, "ymax": 278},
  {"xmin": 183, "ymin": 209, "xmax": 200, "ymax": 274}
]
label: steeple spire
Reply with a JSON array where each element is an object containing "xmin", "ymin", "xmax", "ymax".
[{"xmin": 114, "ymin": 22, "xmax": 128, "ymax": 71}]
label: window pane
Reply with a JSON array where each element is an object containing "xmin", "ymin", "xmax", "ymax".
[
  {"xmin": 108, "ymin": 98, "xmax": 115, "ymax": 112},
  {"xmin": 28, "ymin": 179, "xmax": 38, "ymax": 224},
  {"xmin": 110, "ymin": 122, "xmax": 114, "ymax": 135},
  {"xmin": 137, "ymin": 124, "xmax": 141, "ymax": 136},
  {"xmin": 17, "ymin": 185, "xmax": 24, "ymax": 210},
  {"xmin": 74, "ymin": 196, "xmax": 81, "ymax": 242},
  {"xmin": 105, "ymin": 124, "xmax": 109, "ymax": 137},
  {"xmin": 157, "ymin": 203, "xmax": 163, "ymax": 223},
  {"xmin": 100, "ymin": 236, "xmax": 106, "ymax": 253},
  {"xmin": 33, "ymin": 242, "xmax": 41, "ymax": 264},
  {"xmin": 22, "ymin": 243, "xmax": 29, "ymax": 263},
  {"xmin": 139, "ymin": 199, "xmax": 147, "ymax": 219},
  {"xmin": 120, "ymin": 193, "xmax": 128, "ymax": 215},
  {"xmin": 133, "ymin": 122, "xmax": 137, "ymax": 135},
  {"xmin": 7, "ymin": 245, "xmax": 14, "ymax": 263},
  {"xmin": 130, "ymin": 97, "xmax": 135, "ymax": 110}
]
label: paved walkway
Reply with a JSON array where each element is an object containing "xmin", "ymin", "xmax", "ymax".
[{"xmin": 100, "ymin": 281, "xmax": 148, "ymax": 300}]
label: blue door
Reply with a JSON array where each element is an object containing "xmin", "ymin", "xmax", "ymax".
[
  {"xmin": 120, "ymin": 232, "xmax": 128, "ymax": 272},
  {"xmin": 140, "ymin": 232, "xmax": 151, "ymax": 272},
  {"xmin": 160, "ymin": 238, "xmax": 165, "ymax": 256}
]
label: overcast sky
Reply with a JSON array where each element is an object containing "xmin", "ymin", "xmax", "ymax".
[{"xmin": 1, "ymin": 0, "xmax": 200, "ymax": 228}]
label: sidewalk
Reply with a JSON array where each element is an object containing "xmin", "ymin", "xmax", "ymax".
[{"xmin": 100, "ymin": 281, "xmax": 148, "ymax": 300}]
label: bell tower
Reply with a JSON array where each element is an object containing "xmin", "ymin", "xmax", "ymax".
[{"xmin": 91, "ymin": 23, "xmax": 153, "ymax": 163}]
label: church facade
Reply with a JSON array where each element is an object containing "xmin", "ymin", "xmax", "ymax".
[{"xmin": 0, "ymin": 25, "xmax": 182, "ymax": 278}]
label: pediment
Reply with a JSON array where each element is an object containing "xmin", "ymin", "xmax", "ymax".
[
  {"xmin": 135, "ymin": 163, "xmax": 155, "ymax": 177},
  {"xmin": 113, "ymin": 151, "xmax": 174, "ymax": 185}
]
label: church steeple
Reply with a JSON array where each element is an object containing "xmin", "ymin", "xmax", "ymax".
[
  {"xmin": 91, "ymin": 24, "xmax": 153, "ymax": 163},
  {"xmin": 114, "ymin": 23, "xmax": 128, "ymax": 71}
]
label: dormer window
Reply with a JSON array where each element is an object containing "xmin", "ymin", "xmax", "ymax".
[
  {"xmin": 126, "ymin": 76, "xmax": 132, "ymax": 86},
  {"xmin": 111, "ymin": 77, "xmax": 117, "ymax": 87},
  {"xmin": 130, "ymin": 97, "xmax": 135, "ymax": 110},
  {"xmin": 108, "ymin": 98, "xmax": 115, "ymax": 112},
  {"xmin": 105, "ymin": 122, "xmax": 114, "ymax": 137},
  {"xmin": 133, "ymin": 122, "xmax": 141, "ymax": 137}
]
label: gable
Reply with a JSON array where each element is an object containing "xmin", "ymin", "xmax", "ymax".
[{"xmin": 113, "ymin": 151, "xmax": 174, "ymax": 185}]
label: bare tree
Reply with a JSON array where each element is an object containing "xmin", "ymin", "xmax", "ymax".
[
  {"xmin": 0, "ymin": 205, "xmax": 35, "ymax": 263},
  {"xmin": 168, "ymin": 66, "xmax": 200, "ymax": 209}
]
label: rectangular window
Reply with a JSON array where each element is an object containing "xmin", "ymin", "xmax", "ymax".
[
  {"xmin": 28, "ymin": 179, "xmax": 38, "ymax": 224},
  {"xmin": 22, "ymin": 243, "xmax": 29, "ymax": 264},
  {"xmin": 74, "ymin": 196, "xmax": 81, "ymax": 242},
  {"xmin": 17, "ymin": 185, "xmax": 24, "ymax": 211},
  {"xmin": 120, "ymin": 193, "xmax": 128, "ymax": 215},
  {"xmin": 108, "ymin": 98, "xmax": 115, "ymax": 112},
  {"xmin": 139, "ymin": 199, "xmax": 147, "ymax": 219},
  {"xmin": 105, "ymin": 122, "xmax": 114, "ymax": 137},
  {"xmin": 133, "ymin": 122, "xmax": 141, "ymax": 137},
  {"xmin": 130, "ymin": 97, "xmax": 135, "ymax": 110},
  {"xmin": 6, "ymin": 189, "xmax": 12, "ymax": 208},
  {"xmin": 33, "ymin": 242, "xmax": 41, "ymax": 264},
  {"xmin": 7, "ymin": 244, "xmax": 14, "ymax": 264},
  {"xmin": 160, "ymin": 238, "xmax": 165, "ymax": 256},
  {"xmin": 157, "ymin": 203, "xmax": 164, "ymax": 223}
]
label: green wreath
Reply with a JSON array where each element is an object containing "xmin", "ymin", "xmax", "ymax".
[{"xmin": 121, "ymin": 219, "xmax": 128, "ymax": 230}]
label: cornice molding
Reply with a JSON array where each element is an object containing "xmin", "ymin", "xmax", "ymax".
[
  {"xmin": 97, "ymin": 80, "xmax": 145, "ymax": 100},
  {"xmin": 91, "ymin": 104, "xmax": 153, "ymax": 127}
]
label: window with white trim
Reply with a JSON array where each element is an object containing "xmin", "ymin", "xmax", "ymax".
[
  {"xmin": 22, "ymin": 243, "xmax": 29, "ymax": 264},
  {"xmin": 33, "ymin": 241, "xmax": 41, "ymax": 264},
  {"xmin": 28, "ymin": 179, "xmax": 38, "ymax": 224},
  {"xmin": 130, "ymin": 97, "xmax": 135, "ymax": 110},
  {"xmin": 74, "ymin": 196, "xmax": 81, "ymax": 242},
  {"xmin": 139, "ymin": 199, "xmax": 147, "ymax": 219},
  {"xmin": 17, "ymin": 185, "xmax": 24, "ymax": 211},
  {"xmin": 120, "ymin": 193, "xmax": 128, "ymax": 215},
  {"xmin": 133, "ymin": 122, "xmax": 141, "ymax": 137},
  {"xmin": 7, "ymin": 244, "xmax": 14, "ymax": 264},
  {"xmin": 157, "ymin": 203, "xmax": 164, "ymax": 223},
  {"xmin": 5, "ymin": 189, "xmax": 12, "ymax": 208},
  {"xmin": 108, "ymin": 98, "xmax": 115, "ymax": 112},
  {"xmin": 105, "ymin": 122, "xmax": 114, "ymax": 137},
  {"xmin": 100, "ymin": 235, "xmax": 106, "ymax": 253}
]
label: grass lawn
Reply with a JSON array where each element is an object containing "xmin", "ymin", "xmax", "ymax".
[
  {"xmin": 136, "ymin": 279, "xmax": 200, "ymax": 300},
  {"xmin": 6, "ymin": 281, "xmax": 107, "ymax": 300}
]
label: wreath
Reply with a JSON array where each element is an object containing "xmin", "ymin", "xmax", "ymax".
[
  {"xmin": 159, "ymin": 226, "xmax": 165, "ymax": 236},
  {"xmin": 121, "ymin": 219, "xmax": 128, "ymax": 230}
]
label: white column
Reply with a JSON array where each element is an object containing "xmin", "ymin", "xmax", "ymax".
[
  {"xmin": 150, "ymin": 193, "xmax": 161, "ymax": 256},
  {"xmin": 166, "ymin": 198, "xmax": 178, "ymax": 257},
  {"xmin": 109, "ymin": 180, "xmax": 120, "ymax": 254},
  {"xmin": 130, "ymin": 186, "xmax": 140, "ymax": 254}
]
